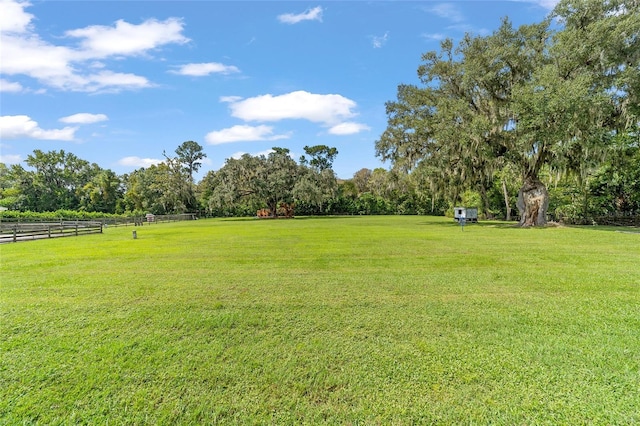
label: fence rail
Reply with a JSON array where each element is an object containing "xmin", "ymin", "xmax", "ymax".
[
  {"xmin": 100, "ymin": 213, "xmax": 197, "ymax": 226},
  {"xmin": 0, "ymin": 221, "xmax": 103, "ymax": 243}
]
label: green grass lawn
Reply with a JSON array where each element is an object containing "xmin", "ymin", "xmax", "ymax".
[{"xmin": 1, "ymin": 216, "xmax": 639, "ymax": 424}]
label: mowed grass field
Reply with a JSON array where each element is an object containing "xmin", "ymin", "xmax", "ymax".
[{"xmin": 1, "ymin": 215, "xmax": 639, "ymax": 424}]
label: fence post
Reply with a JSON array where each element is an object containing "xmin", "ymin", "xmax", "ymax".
[
  {"xmin": 13, "ymin": 226, "xmax": 17, "ymax": 243},
  {"xmin": 48, "ymin": 225, "xmax": 51, "ymax": 238},
  {"xmin": 75, "ymin": 224, "xmax": 79, "ymax": 236}
]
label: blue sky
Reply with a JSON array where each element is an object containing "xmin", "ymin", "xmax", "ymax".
[{"xmin": 1, "ymin": 0, "xmax": 556, "ymax": 180}]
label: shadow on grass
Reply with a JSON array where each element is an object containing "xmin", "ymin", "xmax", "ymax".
[
  {"xmin": 210, "ymin": 216, "xmax": 640, "ymax": 234},
  {"xmin": 566, "ymin": 224, "xmax": 640, "ymax": 234},
  {"xmin": 416, "ymin": 219, "xmax": 520, "ymax": 229},
  {"xmin": 292, "ymin": 215, "xmax": 362, "ymax": 220},
  {"xmin": 216, "ymin": 215, "xmax": 361, "ymax": 222}
]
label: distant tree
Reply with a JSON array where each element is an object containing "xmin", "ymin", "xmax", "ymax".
[
  {"xmin": 154, "ymin": 158, "xmax": 191, "ymax": 213},
  {"xmin": 0, "ymin": 163, "xmax": 21, "ymax": 209},
  {"xmin": 299, "ymin": 145, "xmax": 338, "ymax": 171},
  {"xmin": 122, "ymin": 159, "xmax": 190, "ymax": 215},
  {"xmin": 207, "ymin": 148, "xmax": 300, "ymax": 215},
  {"xmin": 175, "ymin": 141, "xmax": 206, "ymax": 183},
  {"xmin": 79, "ymin": 169, "xmax": 122, "ymax": 213},
  {"xmin": 351, "ymin": 168, "xmax": 372, "ymax": 195},
  {"xmin": 16, "ymin": 150, "xmax": 102, "ymax": 211},
  {"xmin": 368, "ymin": 168, "xmax": 394, "ymax": 199},
  {"xmin": 196, "ymin": 169, "xmax": 218, "ymax": 214},
  {"xmin": 295, "ymin": 145, "xmax": 339, "ymax": 213},
  {"xmin": 339, "ymin": 180, "xmax": 358, "ymax": 199},
  {"xmin": 122, "ymin": 169, "xmax": 147, "ymax": 213},
  {"xmin": 166, "ymin": 141, "xmax": 206, "ymax": 210}
]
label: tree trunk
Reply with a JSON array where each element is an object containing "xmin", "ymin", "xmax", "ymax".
[
  {"xmin": 480, "ymin": 185, "xmax": 492, "ymax": 219},
  {"xmin": 502, "ymin": 179, "xmax": 511, "ymax": 221},
  {"xmin": 517, "ymin": 176, "xmax": 549, "ymax": 227},
  {"xmin": 268, "ymin": 201, "xmax": 278, "ymax": 217}
]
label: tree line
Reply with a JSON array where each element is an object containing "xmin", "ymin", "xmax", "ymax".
[
  {"xmin": 0, "ymin": 143, "xmax": 441, "ymax": 218},
  {"xmin": 0, "ymin": 139, "xmax": 637, "ymax": 222}
]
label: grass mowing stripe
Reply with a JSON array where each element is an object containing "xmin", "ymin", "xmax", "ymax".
[{"xmin": 1, "ymin": 216, "xmax": 639, "ymax": 423}]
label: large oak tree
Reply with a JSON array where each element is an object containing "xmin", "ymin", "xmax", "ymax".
[
  {"xmin": 376, "ymin": 0, "xmax": 639, "ymax": 226},
  {"xmin": 206, "ymin": 147, "xmax": 300, "ymax": 215}
]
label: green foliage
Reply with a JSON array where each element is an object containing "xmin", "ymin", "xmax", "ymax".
[
  {"xmin": 13, "ymin": 150, "xmax": 104, "ymax": 211},
  {"xmin": 174, "ymin": 141, "xmax": 206, "ymax": 210},
  {"xmin": 79, "ymin": 169, "xmax": 123, "ymax": 213},
  {"xmin": 0, "ymin": 209, "xmax": 136, "ymax": 221},
  {"xmin": 2, "ymin": 217, "xmax": 639, "ymax": 423},
  {"xmin": 460, "ymin": 190, "xmax": 481, "ymax": 210},
  {"xmin": 300, "ymin": 145, "xmax": 338, "ymax": 171},
  {"xmin": 588, "ymin": 132, "xmax": 640, "ymax": 216},
  {"xmin": 0, "ymin": 151, "xmax": 123, "ymax": 214},
  {"xmin": 203, "ymin": 148, "xmax": 299, "ymax": 215},
  {"xmin": 122, "ymin": 155, "xmax": 193, "ymax": 215},
  {"xmin": 201, "ymin": 147, "xmax": 342, "ymax": 216},
  {"xmin": 174, "ymin": 140, "xmax": 206, "ymax": 181}
]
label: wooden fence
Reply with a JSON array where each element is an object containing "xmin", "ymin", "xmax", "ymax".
[
  {"xmin": 97, "ymin": 213, "xmax": 198, "ymax": 227},
  {"xmin": 143, "ymin": 213, "xmax": 198, "ymax": 224},
  {"xmin": 0, "ymin": 221, "xmax": 103, "ymax": 243}
]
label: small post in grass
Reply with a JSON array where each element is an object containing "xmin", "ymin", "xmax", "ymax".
[{"xmin": 132, "ymin": 230, "xmax": 137, "ymax": 239}]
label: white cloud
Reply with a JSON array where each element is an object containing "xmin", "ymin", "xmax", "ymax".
[
  {"xmin": 0, "ymin": 79, "xmax": 23, "ymax": 92},
  {"xmin": 117, "ymin": 156, "xmax": 163, "ymax": 168},
  {"xmin": 0, "ymin": 1, "xmax": 188, "ymax": 92},
  {"xmin": 226, "ymin": 91, "xmax": 357, "ymax": 125},
  {"xmin": 1, "ymin": 34, "xmax": 75, "ymax": 81},
  {"xmin": 371, "ymin": 32, "xmax": 389, "ymax": 49},
  {"xmin": 0, "ymin": 154, "xmax": 22, "ymax": 164},
  {"xmin": 80, "ymin": 71, "xmax": 152, "ymax": 92},
  {"xmin": 517, "ymin": 0, "xmax": 559, "ymax": 10},
  {"xmin": 422, "ymin": 33, "xmax": 446, "ymax": 41},
  {"xmin": 1, "ymin": 33, "xmax": 150, "ymax": 91},
  {"xmin": 205, "ymin": 124, "xmax": 289, "ymax": 145},
  {"xmin": 328, "ymin": 122, "xmax": 370, "ymax": 135},
  {"xmin": 220, "ymin": 95, "xmax": 243, "ymax": 103},
  {"xmin": 0, "ymin": 115, "xmax": 77, "ymax": 140},
  {"xmin": 0, "ymin": 0, "xmax": 34, "ymax": 34},
  {"xmin": 171, "ymin": 62, "xmax": 240, "ymax": 76},
  {"xmin": 65, "ymin": 18, "xmax": 189, "ymax": 59},
  {"xmin": 426, "ymin": 4, "xmax": 464, "ymax": 23},
  {"xmin": 59, "ymin": 113, "xmax": 108, "ymax": 124},
  {"xmin": 539, "ymin": 0, "xmax": 559, "ymax": 8},
  {"xmin": 278, "ymin": 6, "xmax": 323, "ymax": 24}
]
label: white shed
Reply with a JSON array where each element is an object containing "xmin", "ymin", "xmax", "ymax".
[{"xmin": 454, "ymin": 207, "xmax": 478, "ymax": 222}]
